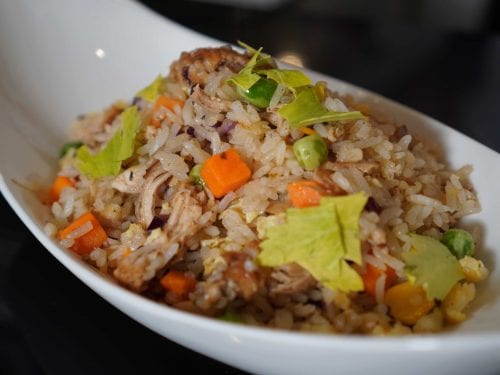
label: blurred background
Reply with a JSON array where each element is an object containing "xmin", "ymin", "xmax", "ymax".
[
  {"xmin": 140, "ymin": 0, "xmax": 500, "ymax": 151},
  {"xmin": 1, "ymin": 1, "xmax": 499, "ymax": 374}
]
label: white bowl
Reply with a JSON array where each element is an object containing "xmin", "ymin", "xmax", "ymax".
[{"xmin": 1, "ymin": 1, "xmax": 500, "ymax": 374}]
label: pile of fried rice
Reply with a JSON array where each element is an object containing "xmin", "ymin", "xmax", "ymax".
[{"xmin": 43, "ymin": 45, "xmax": 489, "ymax": 334}]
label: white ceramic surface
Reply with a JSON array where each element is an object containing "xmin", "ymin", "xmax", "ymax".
[{"xmin": 1, "ymin": 1, "xmax": 500, "ymax": 374}]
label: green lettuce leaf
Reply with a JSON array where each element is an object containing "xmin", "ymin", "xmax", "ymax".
[
  {"xmin": 278, "ymin": 87, "xmax": 324, "ymax": 127},
  {"xmin": 229, "ymin": 73, "xmax": 261, "ymax": 92},
  {"xmin": 257, "ymin": 193, "xmax": 368, "ymax": 292},
  {"xmin": 403, "ymin": 234, "xmax": 464, "ymax": 300},
  {"xmin": 227, "ymin": 47, "xmax": 264, "ymax": 91},
  {"xmin": 76, "ymin": 106, "xmax": 141, "ymax": 178},
  {"xmin": 334, "ymin": 194, "xmax": 367, "ymax": 264},
  {"xmin": 237, "ymin": 42, "xmax": 308, "ymax": 92},
  {"xmin": 278, "ymin": 87, "xmax": 365, "ymax": 128},
  {"xmin": 258, "ymin": 69, "xmax": 311, "ymax": 93},
  {"xmin": 135, "ymin": 75, "xmax": 163, "ymax": 102},
  {"xmin": 237, "ymin": 40, "xmax": 259, "ymax": 55}
]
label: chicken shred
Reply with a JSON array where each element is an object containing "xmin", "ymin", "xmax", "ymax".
[
  {"xmin": 114, "ymin": 185, "xmax": 208, "ymax": 291},
  {"xmin": 270, "ymin": 263, "xmax": 316, "ymax": 294},
  {"xmin": 169, "ymin": 46, "xmax": 249, "ymax": 87},
  {"xmin": 136, "ymin": 163, "xmax": 171, "ymax": 228}
]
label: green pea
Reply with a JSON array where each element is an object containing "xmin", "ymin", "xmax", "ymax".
[
  {"xmin": 441, "ymin": 228, "xmax": 475, "ymax": 259},
  {"xmin": 236, "ymin": 78, "xmax": 277, "ymax": 108},
  {"xmin": 189, "ymin": 164, "xmax": 205, "ymax": 186},
  {"xmin": 59, "ymin": 141, "xmax": 83, "ymax": 158},
  {"xmin": 293, "ymin": 134, "xmax": 328, "ymax": 170}
]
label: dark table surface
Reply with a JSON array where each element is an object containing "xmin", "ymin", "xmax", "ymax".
[{"xmin": 1, "ymin": 1, "xmax": 500, "ymax": 374}]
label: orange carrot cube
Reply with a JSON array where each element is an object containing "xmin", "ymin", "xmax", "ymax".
[
  {"xmin": 50, "ymin": 175, "xmax": 75, "ymax": 203},
  {"xmin": 201, "ymin": 149, "xmax": 251, "ymax": 198},
  {"xmin": 287, "ymin": 180, "xmax": 324, "ymax": 208},
  {"xmin": 59, "ymin": 212, "xmax": 107, "ymax": 255}
]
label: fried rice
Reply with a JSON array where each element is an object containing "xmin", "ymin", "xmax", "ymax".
[{"xmin": 43, "ymin": 45, "xmax": 488, "ymax": 335}]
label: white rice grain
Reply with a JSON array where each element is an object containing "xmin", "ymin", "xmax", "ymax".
[{"xmin": 155, "ymin": 151, "xmax": 189, "ymax": 180}]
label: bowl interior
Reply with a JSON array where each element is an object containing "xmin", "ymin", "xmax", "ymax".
[{"xmin": 1, "ymin": 0, "xmax": 499, "ymax": 344}]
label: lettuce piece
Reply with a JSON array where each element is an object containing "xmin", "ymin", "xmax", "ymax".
[
  {"xmin": 279, "ymin": 87, "xmax": 365, "ymax": 128},
  {"xmin": 334, "ymin": 194, "xmax": 367, "ymax": 264},
  {"xmin": 135, "ymin": 75, "xmax": 163, "ymax": 102},
  {"xmin": 229, "ymin": 73, "xmax": 261, "ymax": 92},
  {"xmin": 237, "ymin": 41, "xmax": 275, "ymax": 69},
  {"xmin": 227, "ymin": 47, "xmax": 264, "ymax": 91},
  {"xmin": 231, "ymin": 45, "xmax": 309, "ymax": 98},
  {"xmin": 258, "ymin": 69, "xmax": 311, "ymax": 93},
  {"xmin": 76, "ymin": 106, "xmax": 141, "ymax": 178},
  {"xmin": 237, "ymin": 40, "xmax": 259, "ymax": 55},
  {"xmin": 237, "ymin": 42, "xmax": 309, "ymax": 91},
  {"xmin": 257, "ymin": 193, "xmax": 368, "ymax": 292},
  {"xmin": 278, "ymin": 87, "xmax": 324, "ymax": 127},
  {"xmin": 403, "ymin": 234, "xmax": 464, "ymax": 300}
]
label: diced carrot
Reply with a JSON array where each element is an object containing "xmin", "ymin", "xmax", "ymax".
[
  {"xmin": 362, "ymin": 263, "xmax": 397, "ymax": 298},
  {"xmin": 385, "ymin": 282, "xmax": 434, "ymax": 325},
  {"xmin": 123, "ymin": 248, "xmax": 132, "ymax": 257},
  {"xmin": 200, "ymin": 149, "xmax": 252, "ymax": 198},
  {"xmin": 50, "ymin": 175, "xmax": 75, "ymax": 203},
  {"xmin": 150, "ymin": 95, "xmax": 184, "ymax": 127},
  {"xmin": 287, "ymin": 180, "xmax": 324, "ymax": 208},
  {"xmin": 58, "ymin": 212, "xmax": 107, "ymax": 255},
  {"xmin": 160, "ymin": 270, "xmax": 197, "ymax": 299},
  {"xmin": 299, "ymin": 127, "xmax": 316, "ymax": 136}
]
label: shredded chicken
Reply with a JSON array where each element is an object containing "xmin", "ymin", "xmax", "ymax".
[
  {"xmin": 136, "ymin": 163, "xmax": 171, "ymax": 228},
  {"xmin": 270, "ymin": 263, "xmax": 316, "ymax": 294},
  {"xmin": 191, "ymin": 85, "xmax": 231, "ymax": 112},
  {"xmin": 113, "ymin": 233, "xmax": 179, "ymax": 291},
  {"xmin": 169, "ymin": 46, "xmax": 249, "ymax": 87},
  {"xmin": 164, "ymin": 186, "xmax": 204, "ymax": 242},
  {"xmin": 223, "ymin": 252, "xmax": 259, "ymax": 300},
  {"xmin": 112, "ymin": 164, "xmax": 148, "ymax": 194},
  {"xmin": 115, "ymin": 185, "xmax": 207, "ymax": 291},
  {"xmin": 260, "ymin": 111, "xmax": 283, "ymax": 127}
]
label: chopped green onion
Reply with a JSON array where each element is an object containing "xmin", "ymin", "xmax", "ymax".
[
  {"xmin": 236, "ymin": 78, "xmax": 277, "ymax": 108},
  {"xmin": 441, "ymin": 229, "xmax": 475, "ymax": 259},
  {"xmin": 59, "ymin": 141, "xmax": 83, "ymax": 158},
  {"xmin": 293, "ymin": 134, "xmax": 328, "ymax": 170}
]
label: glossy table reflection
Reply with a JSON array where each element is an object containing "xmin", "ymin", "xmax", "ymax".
[{"xmin": 1, "ymin": 1, "xmax": 500, "ymax": 373}]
